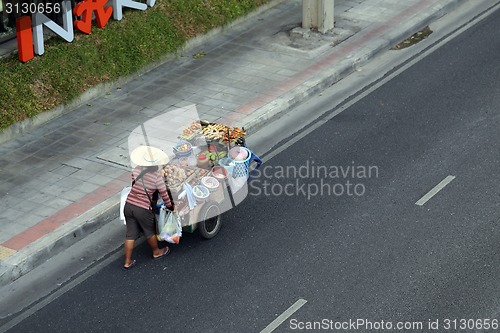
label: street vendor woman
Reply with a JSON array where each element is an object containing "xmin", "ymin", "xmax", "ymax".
[{"xmin": 123, "ymin": 146, "xmax": 175, "ymax": 270}]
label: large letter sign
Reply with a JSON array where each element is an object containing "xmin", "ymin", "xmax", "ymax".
[
  {"xmin": 33, "ymin": 0, "xmax": 74, "ymax": 55},
  {"xmin": 16, "ymin": 16, "xmax": 34, "ymax": 62},
  {"xmin": 15, "ymin": 0, "xmax": 156, "ymax": 62},
  {"xmin": 73, "ymin": 0, "xmax": 113, "ymax": 34},
  {"xmin": 111, "ymin": 0, "xmax": 156, "ymax": 20}
]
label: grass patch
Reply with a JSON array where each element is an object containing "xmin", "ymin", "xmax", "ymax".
[{"xmin": 0, "ymin": 0, "xmax": 272, "ymax": 130}]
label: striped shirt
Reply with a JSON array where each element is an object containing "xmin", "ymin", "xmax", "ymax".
[{"xmin": 126, "ymin": 166, "xmax": 173, "ymax": 210}]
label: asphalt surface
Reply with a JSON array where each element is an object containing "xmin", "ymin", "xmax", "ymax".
[
  {"xmin": 4, "ymin": 5, "xmax": 500, "ymax": 333},
  {"xmin": 1, "ymin": 0, "xmax": 469, "ymax": 290}
]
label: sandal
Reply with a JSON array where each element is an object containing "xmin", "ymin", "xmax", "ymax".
[
  {"xmin": 153, "ymin": 247, "xmax": 170, "ymax": 260},
  {"xmin": 122, "ymin": 259, "xmax": 137, "ymax": 271}
]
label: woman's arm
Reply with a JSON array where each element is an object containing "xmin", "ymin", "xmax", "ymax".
[{"xmin": 156, "ymin": 173, "xmax": 174, "ymax": 210}]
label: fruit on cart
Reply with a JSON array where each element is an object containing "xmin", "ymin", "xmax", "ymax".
[
  {"xmin": 202, "ymin": 151, "xmax": 227, "ymax": 161},
  {"xmin": 202, "ymin": 152, "xmax": 213, "ymax": 160},
  {"xmin": 176, "ymin": 143, "xmax": 191, "ymax": 152}
]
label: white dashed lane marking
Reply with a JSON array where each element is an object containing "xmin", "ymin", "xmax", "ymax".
[
  {"xmin": 415, "ymin": 175, "xmax": 456, "ymax": 206},
  {"xmin": 260, "ymin": 299, "xmax": 308, "ymax": 333}
]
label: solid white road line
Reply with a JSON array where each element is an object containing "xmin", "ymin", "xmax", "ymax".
[
  {"xmin": 260, "ymin": 299, "xmax": 308, "ymax": 333},
  {"xmin": 415, "ymin": 175, "xmax": 456, "ymax": 206}
]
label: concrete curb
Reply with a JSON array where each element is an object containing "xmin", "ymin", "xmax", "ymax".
[
  {"xmin": 0, "ymin": 0, "xmax": 288, "ymax": 145},
  {"xmin": 0, "ymin": 193, "xmax": 120, "ymax": 288}
]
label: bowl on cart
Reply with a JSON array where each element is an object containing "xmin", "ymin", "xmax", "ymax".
[
  {"xmin": 173, "ymin": 141, "xmax": 192, "ymax": 158},
  {"xmin": 193, "ymin": 185, "xmax": 210, "ymax": 202},
  {"xmin": 230, "ymin": 146, "xmax": 249, "ymax": 161},
  {"xmin": 211, "ymin": 166, "xmax": 229, "ymax": 180},
  {"xmin": 218, "ymin": 157, "xmax": 234, "ymax": 176},
  {"xmin": 201, "ymin": 176, "xmax": 220, "ymax": 192}
]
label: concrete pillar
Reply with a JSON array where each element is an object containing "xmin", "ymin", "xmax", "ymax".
[{"xmin": 302, "ymin": 0, "xmax": 334, "ymax": 33}]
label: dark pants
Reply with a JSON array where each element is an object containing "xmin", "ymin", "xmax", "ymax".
[{"xmin": 124, "ymin": 202, "xmax": 156, "ymax": 240}]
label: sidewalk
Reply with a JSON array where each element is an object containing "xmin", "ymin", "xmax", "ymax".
[{"xmin": 0, "ymin": 0, "xmax": 462, "ymax": 287}]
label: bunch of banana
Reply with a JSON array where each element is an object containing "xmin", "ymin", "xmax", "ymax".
[{"xmin": 200, "ymin": 150, "xmax": 227, "ymax": 161}]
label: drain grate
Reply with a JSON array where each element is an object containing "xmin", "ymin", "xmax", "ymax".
[{"xmin": 392, "ymin": 26, "xmax": 433, "ymax": 50}]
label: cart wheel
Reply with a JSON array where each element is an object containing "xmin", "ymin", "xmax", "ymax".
[{"xmin": 198, "ymin": 201, "xmax": 222, "ymax": 239}]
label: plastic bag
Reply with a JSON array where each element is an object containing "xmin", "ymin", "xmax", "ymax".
[
  {"xmin": 157, "ymin": 206, "xmax": 182, "ymax": 244},
  {"xmin": 120, "ymin": 186, "xmax": 132, "ymax": 224},
  {"xmin": 182, "ymin": 183, "xmax": 197, "ymax": 210}
]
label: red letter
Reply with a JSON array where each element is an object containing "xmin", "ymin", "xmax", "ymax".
[
  {"xmin": 74, "ymin": 0, "xmax": 112, "ymax": 34},
  {"xmin": 16, "ymin": 16, "xmax": 34, "ymax": 63}
]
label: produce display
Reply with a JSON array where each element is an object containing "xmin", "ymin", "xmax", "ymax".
[
  {"xmin": 175, "ymin": 142, "xmax": 191, "ymax": 152},
  {"xmin": 163, "ymin": 164, "xmax": 190, "ymax": 189},
  {"xmin": 163, "ymin": 164, "xmax": 211, "ymax": 190},
  {"xmin": 178, "ymin": 120, "xmax": 245, "ymax": 145},
  {"xmin": 180, "ymin": 121, "xmax": 202, "ymax": 140},
  {"xmin": 199, "ymin": 149, "xmax": 227, "ymax": 161},
  {"xmin": 159, "ymin": 121, "xmax": 249, "ymax": 214},
  {"xmin": 147, "ymin": 119, "xmax": 259, "ymax": 240},
  {"xmin": 200, "ymin": 123, "xmax": 228, "ymax": 141}
]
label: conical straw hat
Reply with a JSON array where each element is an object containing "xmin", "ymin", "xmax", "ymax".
[{"xmin": 130, "ymin": 146, "xmax": 168, "ymax": 166}]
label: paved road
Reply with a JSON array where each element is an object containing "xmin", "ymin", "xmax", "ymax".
[{"xmin": 3, "ymin": 5, "xmax": 500, "ymax": 333}]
